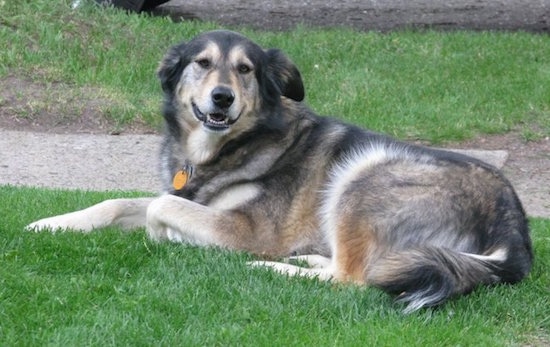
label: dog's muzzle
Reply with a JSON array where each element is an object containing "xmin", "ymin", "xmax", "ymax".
[{"xmin": 192, "ymin": 86, "xmax": 242, "ymax": 132}]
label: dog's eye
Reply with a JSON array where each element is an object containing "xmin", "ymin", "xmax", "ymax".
[
  {"xmin": 196, "ymin": 59, "xmax": 211, "ymax": 69},
  {"xmin": 237, "ymin": 64, "xmax": 252, "ymax": 74}
]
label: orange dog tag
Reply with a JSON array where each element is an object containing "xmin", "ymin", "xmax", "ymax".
[{"xmin": 173, "ymin": 170, "xmax": 190, "ymax": 190}]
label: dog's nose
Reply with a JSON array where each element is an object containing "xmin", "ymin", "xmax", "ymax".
[{"xmin": 211, "ymin": 86, "xmax": 235, "ymax": 109}]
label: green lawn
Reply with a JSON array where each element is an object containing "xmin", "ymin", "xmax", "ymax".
[
  {"xmin": 1, "ymin": 1, "xmax": 550, "ymax": 345},
  {"xmin": 1, "ymin": 186, "xmax": 549, "ymax": 346}
]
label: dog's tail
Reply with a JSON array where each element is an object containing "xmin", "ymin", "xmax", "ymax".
[{"xmin": 367, "ymin": 245, "xmax": 531, "ymax": 313}]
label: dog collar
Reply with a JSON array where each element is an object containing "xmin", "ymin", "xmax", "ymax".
[{"xmin": 173, "ymin": 163, "xmax": 194, "ymax": 190}]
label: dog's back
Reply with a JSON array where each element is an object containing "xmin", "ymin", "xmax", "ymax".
[{"xmin": 318, "ymin": 137, "xmax": 532, "ymax": 312}]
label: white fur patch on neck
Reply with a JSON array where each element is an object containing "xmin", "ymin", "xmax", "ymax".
[
  {"xmin": 208, "ymin": 183, "xmax": 260, "ymax": 210},
  {"xmin": 186, "ymin": 127, "xmax": 224, "ymax": 164}
]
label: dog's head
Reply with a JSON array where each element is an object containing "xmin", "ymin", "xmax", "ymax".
[{"xmin": 158, "ymin": 30, "xmax": 304, "ymax": 140}]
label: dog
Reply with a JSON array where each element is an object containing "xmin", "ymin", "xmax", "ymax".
[{"xmin": 27, "ymin": 30, "xmax": 533, "ymax": 313}]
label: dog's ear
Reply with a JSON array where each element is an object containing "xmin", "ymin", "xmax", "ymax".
[
  {"xmin": 157, "ymin": 42, "xmax": 187, "ymax": 94},
  {"xmin": 264, "ymin": 49, "xmax": 305, "ymax": 102}
]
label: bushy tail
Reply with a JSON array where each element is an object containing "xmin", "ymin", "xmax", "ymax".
[{"xmin": 366, "ymin": 247, "xmax": 527, "ymax": 313}]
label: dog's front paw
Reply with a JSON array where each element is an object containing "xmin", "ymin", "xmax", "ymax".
[
  {"xmin": 25, "ymin": 211, "xmax": 96, "ymax": 233},
  {"xmin": 25, "ymin": 216, "xmax": 72, "ymax": 233}
]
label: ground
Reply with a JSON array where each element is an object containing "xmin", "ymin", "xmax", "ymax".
[
  {"xmin": 155, "ymin": 0, "xmax": 549, "ymax": 33},
  {"xmin": 0, "ymin": 75, "xmax": 548, "ymax": 217}
]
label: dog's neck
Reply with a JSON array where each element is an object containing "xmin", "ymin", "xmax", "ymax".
[{"xmin": 184, "ymin": 128, "xmax": 226, "ymax": 165}]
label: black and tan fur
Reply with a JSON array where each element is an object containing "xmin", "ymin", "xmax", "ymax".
[{"xmin": 27, "ymin": 30, "xmax": 533, "ymax": 312}]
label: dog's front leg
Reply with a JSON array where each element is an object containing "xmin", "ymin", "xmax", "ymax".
[
  {"xmin": 26, "ymin": 197, "xmax": 154, "ymax": 232},
  {"xmin": 146, "ymin": 194, "xmax": 248, "ymax": 248}
]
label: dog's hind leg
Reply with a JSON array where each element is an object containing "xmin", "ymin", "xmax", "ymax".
[
  {"xmin": 26, "ymin": 197, "xmax": 154, "ymax": 232},
  {"xmin": 286, "ymin": 255, "xmax": 332, "ymax": 268},
  {"xmin": 248, "ymin": 259, "xmax": 335, "ymax": 281}
]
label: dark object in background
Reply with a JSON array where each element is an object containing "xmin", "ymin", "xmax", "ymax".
[{"xmin": 96, "ymin": 0, "xmax": 170, "ymax": 12}]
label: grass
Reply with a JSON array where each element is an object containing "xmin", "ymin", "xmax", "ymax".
[
  {"xmin": 1, "ymin": 1, "xmax": 550, "ymax": 345},
  {"xmin": 1, "ymin": 185, "xmax": 549, "ymax": 346},
  {"xmin": 1, "ymin": 1, "xmax": 549, "ymax": 142}
]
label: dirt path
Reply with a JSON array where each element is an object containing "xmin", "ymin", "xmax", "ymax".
[{"xmin": 156, "ymin": 0, "xmax": 550, "ymax": 33}]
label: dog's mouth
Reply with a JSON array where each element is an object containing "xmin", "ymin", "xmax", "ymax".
[{"xmin": 192, "ymin": 102, "xmax": 240, "ymax": 132}]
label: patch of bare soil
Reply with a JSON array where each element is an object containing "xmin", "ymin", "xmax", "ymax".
[
  {"xmin": 0, "ymin": 76, "xmax": 155, "ymax": 135},
  {"xmin": 0, "ymin": 76, "xmax": 548, "ymax": 217}
]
